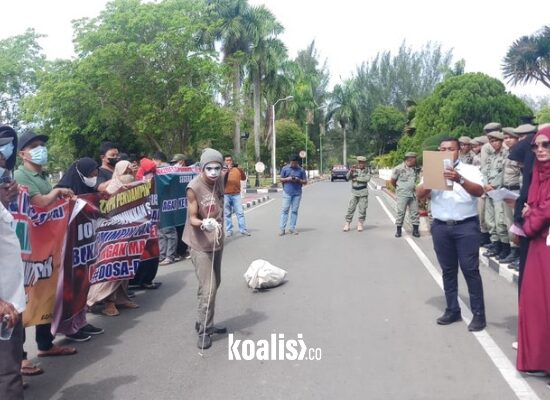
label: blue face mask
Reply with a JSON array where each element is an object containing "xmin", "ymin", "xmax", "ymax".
[
  {"xmin": 29, "ymin": 146, "xmax": 48, "ymax": 166},
  {"xmin": 0, "ymin": 142, "xmax": 14, "ymax": 161}
]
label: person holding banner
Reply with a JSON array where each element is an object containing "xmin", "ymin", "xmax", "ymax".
[
  {"xmin": 183, "ymin": 148, "xmax": 227, "ymax": 350},
  {"xmin": 96, "ymin": 142, "xmax": 120, "ymax": 192},
  {"xmin": 0, "ymin": 126, "xmax": 26, "ymax": 398},
  {"xmin": 14, "ymin": 132, "xmax": 77, "ymax": 374},
  {"xmin": 55, "ymin": 158, "xmax": 105, "ymax": 339},
  {"xmin": 87, "ymin": 160, "xmax": 140, "ymax": 316}
]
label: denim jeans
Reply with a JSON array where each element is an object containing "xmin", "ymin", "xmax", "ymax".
[
  {"xmin": 224, "ymin": 194, "xmax": 247, "ymax": 233},
  {"xmin": 279, "ymin": 192, "xmax": 302, "ymax": 232}
]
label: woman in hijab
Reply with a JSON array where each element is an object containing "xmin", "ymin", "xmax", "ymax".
[
  {"xmin": 54, "ymin": 158, "xmax": 105, "ymax": 341},
  {"xmin": 87, "ymin": 160, "xmax": 139, "ymax": 316},
  {"xmin": 56, "ymin": 158, "xmax": 99, "ymax": 195},
  {"xmin": 516, "ymin": 125, "xmax": 550, "ymax": 377}
]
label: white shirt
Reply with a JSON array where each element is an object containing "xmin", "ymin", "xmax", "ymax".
[
  {"xmin": 0, "ymin": 202, "xmax": 26, "ymax": 313},
  {"xmin": 430, "ymin": 161, "xmax": 483, "ymax": 222}
]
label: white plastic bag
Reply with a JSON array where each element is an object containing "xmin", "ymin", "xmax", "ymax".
[{"xmin": 244, "ymin": 259, "xmax": 287, "ymax": 289}]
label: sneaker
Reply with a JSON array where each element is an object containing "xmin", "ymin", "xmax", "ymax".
[
  {"xmin": 512, "ymin": 341, "xmax": 518, "ymax": 350},
  {"xmin": 197, "ymin": 333, "xmax": 212, "ymax": 350},
  {"xmin": 65, "ymin": 331, "xmax": 91, "ymax": 342},
  {"xmin": 184, "ymin": 252, "xmax": 191, "ymax": 259},
  {"xmin": 289, "ymin": 229, "xmax": 299, "ymax": 235},
  {"xmin": 80, "ymin": 324, "xmax": 104, "ymax": 336},
  {"xmin": 226, "ymin": 231, "xmax": 233, "ymax": 237},
  {"xmin": 159, "ymin": 258, "xmax": 172, "ymax": 266},
  {"xmin": 240, "ymin": 231, "xmax": 251, "ymax": 236},
  {"xmin": 128, "ymin": 290, "xmax": 136, "ymax": 298},
  {"xmin": 279, "ymin": 230, "xmax": 285, "ymax": 236},
  {"xmin": 546, "ymin": 382, "xmax": 550, "ymax": 390},
  {"xmin": 172, "ymin": 256, "xmax": 182, "ymax": 262}
]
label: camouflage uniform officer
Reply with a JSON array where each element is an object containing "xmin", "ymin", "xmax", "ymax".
[
  {"xmin": 343, "ymin": 156, "xmax": 371, "ymax": 232},
  {"xmin": 391, "ymin": 152, "xmax": 420, "ymax": 238},
  {"xmin": 458, "ymin": 136, "xmax": 474, "ymax": 164},
  {"xmin": 482, "ymin": 131, "xmax": 510, "ymax": 259},
  {"xmin": 499, "ymin": 129, "xmax": 522, "ymax": 264},
  {"xmin": 471, "ymin": 136, "xmax": 490, "ymax": 244},
  {"xmin": 480, "ymin": 123, "xmax": 501, "ymax": 247}
]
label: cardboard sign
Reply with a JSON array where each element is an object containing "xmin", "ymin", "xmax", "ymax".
[{"xmin": 422, "ymin": 151, "xmax": 454, "ymax": 191}]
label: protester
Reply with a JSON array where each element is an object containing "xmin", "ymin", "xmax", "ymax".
[
  {"xmin": 130, "ymin": 157, "xmax": 161, "ymax": 289},
  {"xmin": 87, "ymin": 160, "xmax": 140, "ymax": 316},
  {"xmin": 279, "ymin": 155, "xmax": 307, "ymax": 236},
  {"xmin": 55, "ymin": 158, "xmax": 105, "ymax": 340},
  {"xmin": 14, "ymin": 131, "xmax": 76, "ymax": 375},
  {"xmin": 96, "ymin": 142, "xmax": 120, "ymax": 192},
  {"xmin": 153, "ymin": 152, "xmax": 181, "ymax": 265},
  {"xmin": 223, "ymin": 154, "xmax": 250, "ymax": 237},
  {"xmin": 182, "ymin": 148, "xmax": 227, "ymax": 350},
  {"xmin": 516, "ymin": 125, "xmax": 550, "ymax": 376},
  {"xmin": 170, "ymin": 154, "xmax": 192, "ymax": 259},
  {"xmin": 0, "ymin": 126, "xmax": 25, "ymax": 398},
  {"xmin": 417, "ymin": 137, "xmax": 486, "ymax": 331}
]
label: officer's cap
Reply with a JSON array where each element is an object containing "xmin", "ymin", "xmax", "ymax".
[
  {"xmin": 404, "ymin": 152, "xmax": 417, "ymax": 158},
  {"xmin": 487, "ymin": 131, "xmax": 504, "ymax": 140},
  {"xmin": 502, "ymin": 127, "xmax": 519, "ymax": 138},
  {"xmin": 483, "ymin": 122, "xmax": 502, "ymax": 133},
  {"xmin": 356, "ymin": 156, "xmax": 367, "ymax": 162},
  {"xmin": 458, "ymin": 136, "xmax": 471, "ymax": 144},
  {"xmin": 474, "ymin": 136, "xmax": 489, "ymax": 145},
  {"xmin": 514, "ymin": 124, "xmax": 537, "ymax": 135}
]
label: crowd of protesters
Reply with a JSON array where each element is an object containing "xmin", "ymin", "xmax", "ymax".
[{"xmin": 0, "ymin": 123, "xmax": 264, "ymax": 397}]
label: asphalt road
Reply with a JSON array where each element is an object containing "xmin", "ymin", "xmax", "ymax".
[{"xmin": 23, "ymin": 181, "xmax": 549, "ymax": 400}]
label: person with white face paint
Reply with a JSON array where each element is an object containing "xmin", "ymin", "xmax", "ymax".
[{"xmin": 182, "ymin": 148, "xmax": 227, "ymax": 350}]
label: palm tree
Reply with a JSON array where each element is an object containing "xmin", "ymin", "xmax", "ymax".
[
  {"xmin": 327, "ymin": 80, "xmax": 359, "ymax": 165},
  {"xmin": 247, "ymin": 5, "xmax": 286, "ymax": 164},
  {"xmin": 502, "ymin": 25, "xmax": 550, "ymax": 90},
  {"xmin": 209, "ymin": 0, "xmax": 255, "ymax": 156}
]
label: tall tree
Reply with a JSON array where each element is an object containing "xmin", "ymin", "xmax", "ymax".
[
  {"xmin": 0, "ymin": 29, "xmax": 45, "ymax": 128},
  {"xmin": 327, "ymin": 80, "xmax": 359, "ymax": 164},
  {"xmin": 503, "ymin": 25, "xmax": 550, "ymax": 90},
  {"xmin": 210, "ymin": 0, "xmax": 255, "ymax": 156}
]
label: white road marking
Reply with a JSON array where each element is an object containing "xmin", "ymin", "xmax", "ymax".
[{"xmin": 375, "ymin": 195, "xmax": 541, "ymax": 400}]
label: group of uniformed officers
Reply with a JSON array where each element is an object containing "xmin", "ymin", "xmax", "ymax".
[{"xmin": 341, "ymin": 121, "xmax": 537, "ymax": 270}]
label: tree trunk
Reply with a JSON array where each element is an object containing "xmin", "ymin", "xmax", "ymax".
[
  {"xmin": 343, "ymin": 126, "xmax": 347, "ymax": 165},
  {"xmin": 233, "ymin": 62, "xmax": 242, "ymax": 156},
  {"xmin": 253, "ymin": 69, "xmax": 261, "ymax": 162}
]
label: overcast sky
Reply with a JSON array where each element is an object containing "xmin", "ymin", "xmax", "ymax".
[{"xmin": 2, "ymin": 0, "xmax": 549, "ymax": 99}]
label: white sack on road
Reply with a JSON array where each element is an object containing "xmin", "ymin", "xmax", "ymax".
[{"xmin": 244, "ymin": 259, "xmax": 287, "ymax": 289}]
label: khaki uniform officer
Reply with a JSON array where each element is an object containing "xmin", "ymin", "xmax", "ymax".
[
  {"xmin": 471, "ymin": 136, "xmax": 490, "ymax": 244},
  {"xmin": 458, "ymin": 136, "xmax": 474, "ymax": 164},
  {"xmin": 499, "ymin": 130, "xmax": 522, "ymax": 264},
  {"xmin": 391, "ymin": 152, "xmax": 420, "ymax": 238},
  {"xmin": 483, "ymin": 131, "xmax": 510, "ymax": 260},
  {"xmin": 343, "ymin": 156, "xmax": 370, "ymax": 232}
]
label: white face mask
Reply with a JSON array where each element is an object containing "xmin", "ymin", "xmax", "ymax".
[
  {"xmin": 77, "ymin": 166, "xmax": 97, "ymax": 188},
  {"xmin": 204, "ymin": 163, "xmax": 221, "ymax": 180},
  {"xmin": 83, "ymin": 176, "xmax": 97, "ymax": 188}
]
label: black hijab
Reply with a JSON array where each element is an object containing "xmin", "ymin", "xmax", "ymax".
[
  {"xmin": 56, "ymin": 157, "xmax": 99, "ymax": 195},
  {"xmin": 509, "ymin": 133, "xmax": 536, "ymax": 223}
]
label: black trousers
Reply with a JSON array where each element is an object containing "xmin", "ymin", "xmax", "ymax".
[
  {"xmin": 0, "ymin": 318, "xmax": 24, "ymax": 400},
  {"xmin": 22, "ymin": 323, "xmax": 54, "ymax": 357},
  {"xmin": 129, "ymin": 258, "xmax": 159, "ymax": 286},
  {"xmin": 517, "ymin": 236, "xmax": 530, "ymax": 294},
  {"xmin": 431, "ymin": 218, "xmax": 485, "ymax": 315}
]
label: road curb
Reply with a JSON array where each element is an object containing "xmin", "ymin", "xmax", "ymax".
[
  {"xmin": 243, "ymin": 195, "xmax": 270, "ymax": 209},
  {"xmin": 478, "ymin": 249, "xmax": 519, "ymax": 285},
  {"xmin": 245, "ymin": 177, "xmax": 328, "ymax": 194}
]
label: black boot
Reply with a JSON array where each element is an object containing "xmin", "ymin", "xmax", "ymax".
[
  {"xmin": 395, "ymin": 226, "xmax": 402, "ymax": 238},
  {"xmin": 479, "ymin": 232, "xmax": 491, "ymax": 246},
  {"xmin": 497, "ymin": 243, "xmax": 511, "ymax": 262},
  {"xmin": 501, "ymin": 247, "xmax": 519, "ymax": 264},
  {"xmin": 483, "ymin": 242, "xmax": 501, "ymax": 257},
  {"xmin": 412, "ymin": 225, "xmax": 420, "ymax": 237}
]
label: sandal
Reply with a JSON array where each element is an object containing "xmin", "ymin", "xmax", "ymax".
[
  {"xmin": 101, "ymin": 302, "xmax": 120, "ymax": 317},
  {"xmin": 21, "ymin": 360, "xmax": 44, "ymax": 376},
  {"xmin": 118, "ymin": 302, "xmax": 140, "ymax": 309},
  {"xmin": 37, "ymin": 345, "xmax": 77, "ymax": 358},
  {"xmin": 141, "ymin": 282, "xmax": 162, "ymax": 290}
]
